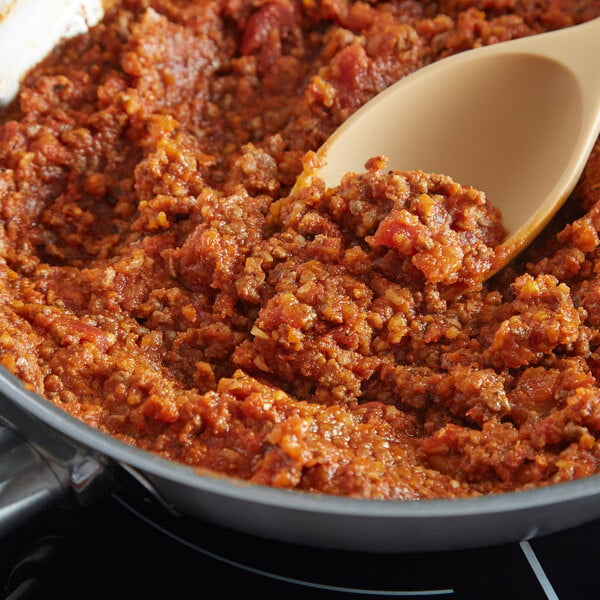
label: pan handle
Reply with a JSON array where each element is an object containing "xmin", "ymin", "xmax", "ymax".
[
  {"xmin": 0, "ymin": 420, "xmax": 177, "ymax": 538},
  {"xmin": 0, "ymin": 425, "xmax": 67, "ymax": 536}
]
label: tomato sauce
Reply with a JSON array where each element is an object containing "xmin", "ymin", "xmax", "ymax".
[{"xmin": 1, "ymin": 0, "xmax": 600, "ymax": 499}]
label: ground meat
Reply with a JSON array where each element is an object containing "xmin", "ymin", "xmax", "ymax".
[{"xmin": 1, "ymin": 0, "xmax": 600, "ymax": 499}]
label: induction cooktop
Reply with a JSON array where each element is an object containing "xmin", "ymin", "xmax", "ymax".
[{"xmin": 1, "ymin": 486, "xmax": 596, "ymax": 600}]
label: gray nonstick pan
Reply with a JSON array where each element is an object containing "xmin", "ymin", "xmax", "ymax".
[{"xmin": 3, "ymin": 0, "xmax": 600, "ymax": 555}]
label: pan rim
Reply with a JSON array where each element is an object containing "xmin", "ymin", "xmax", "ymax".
[{"xmin": 3, "ymin": 366, "xmax": 600, "ymax": 519}]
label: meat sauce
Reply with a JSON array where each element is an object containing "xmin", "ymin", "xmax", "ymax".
[{"xmin": 1, "ymin": 0, "xmax": 600, "ymax": 499}]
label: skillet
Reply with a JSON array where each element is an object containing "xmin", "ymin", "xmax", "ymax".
[{"xmin": 2, "ymin": 0, "xmax": 600, "ymax": 554}]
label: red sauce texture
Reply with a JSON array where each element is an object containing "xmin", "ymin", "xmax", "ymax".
[{"xmin": 1, "ymin": 0, "xmax": 600, "ymax": 499}]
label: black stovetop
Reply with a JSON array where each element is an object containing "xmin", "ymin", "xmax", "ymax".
[{"xmin": 1, "ymin": 489, "xmax": 597, "ymax": 600}]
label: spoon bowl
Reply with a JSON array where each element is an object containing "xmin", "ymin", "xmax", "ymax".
[{"xmin": 297, "ymin": 18, "xmax": 600, "ymax": 270}]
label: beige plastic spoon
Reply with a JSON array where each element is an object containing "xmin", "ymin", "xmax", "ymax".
[{"xmin": 296, "ymin": 17, "xmax": 600, "ymax": 271}]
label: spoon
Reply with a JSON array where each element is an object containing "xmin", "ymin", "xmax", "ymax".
[{"xmin": 295, "ymin": 17, "xmax": 600, "ymax": 272}]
